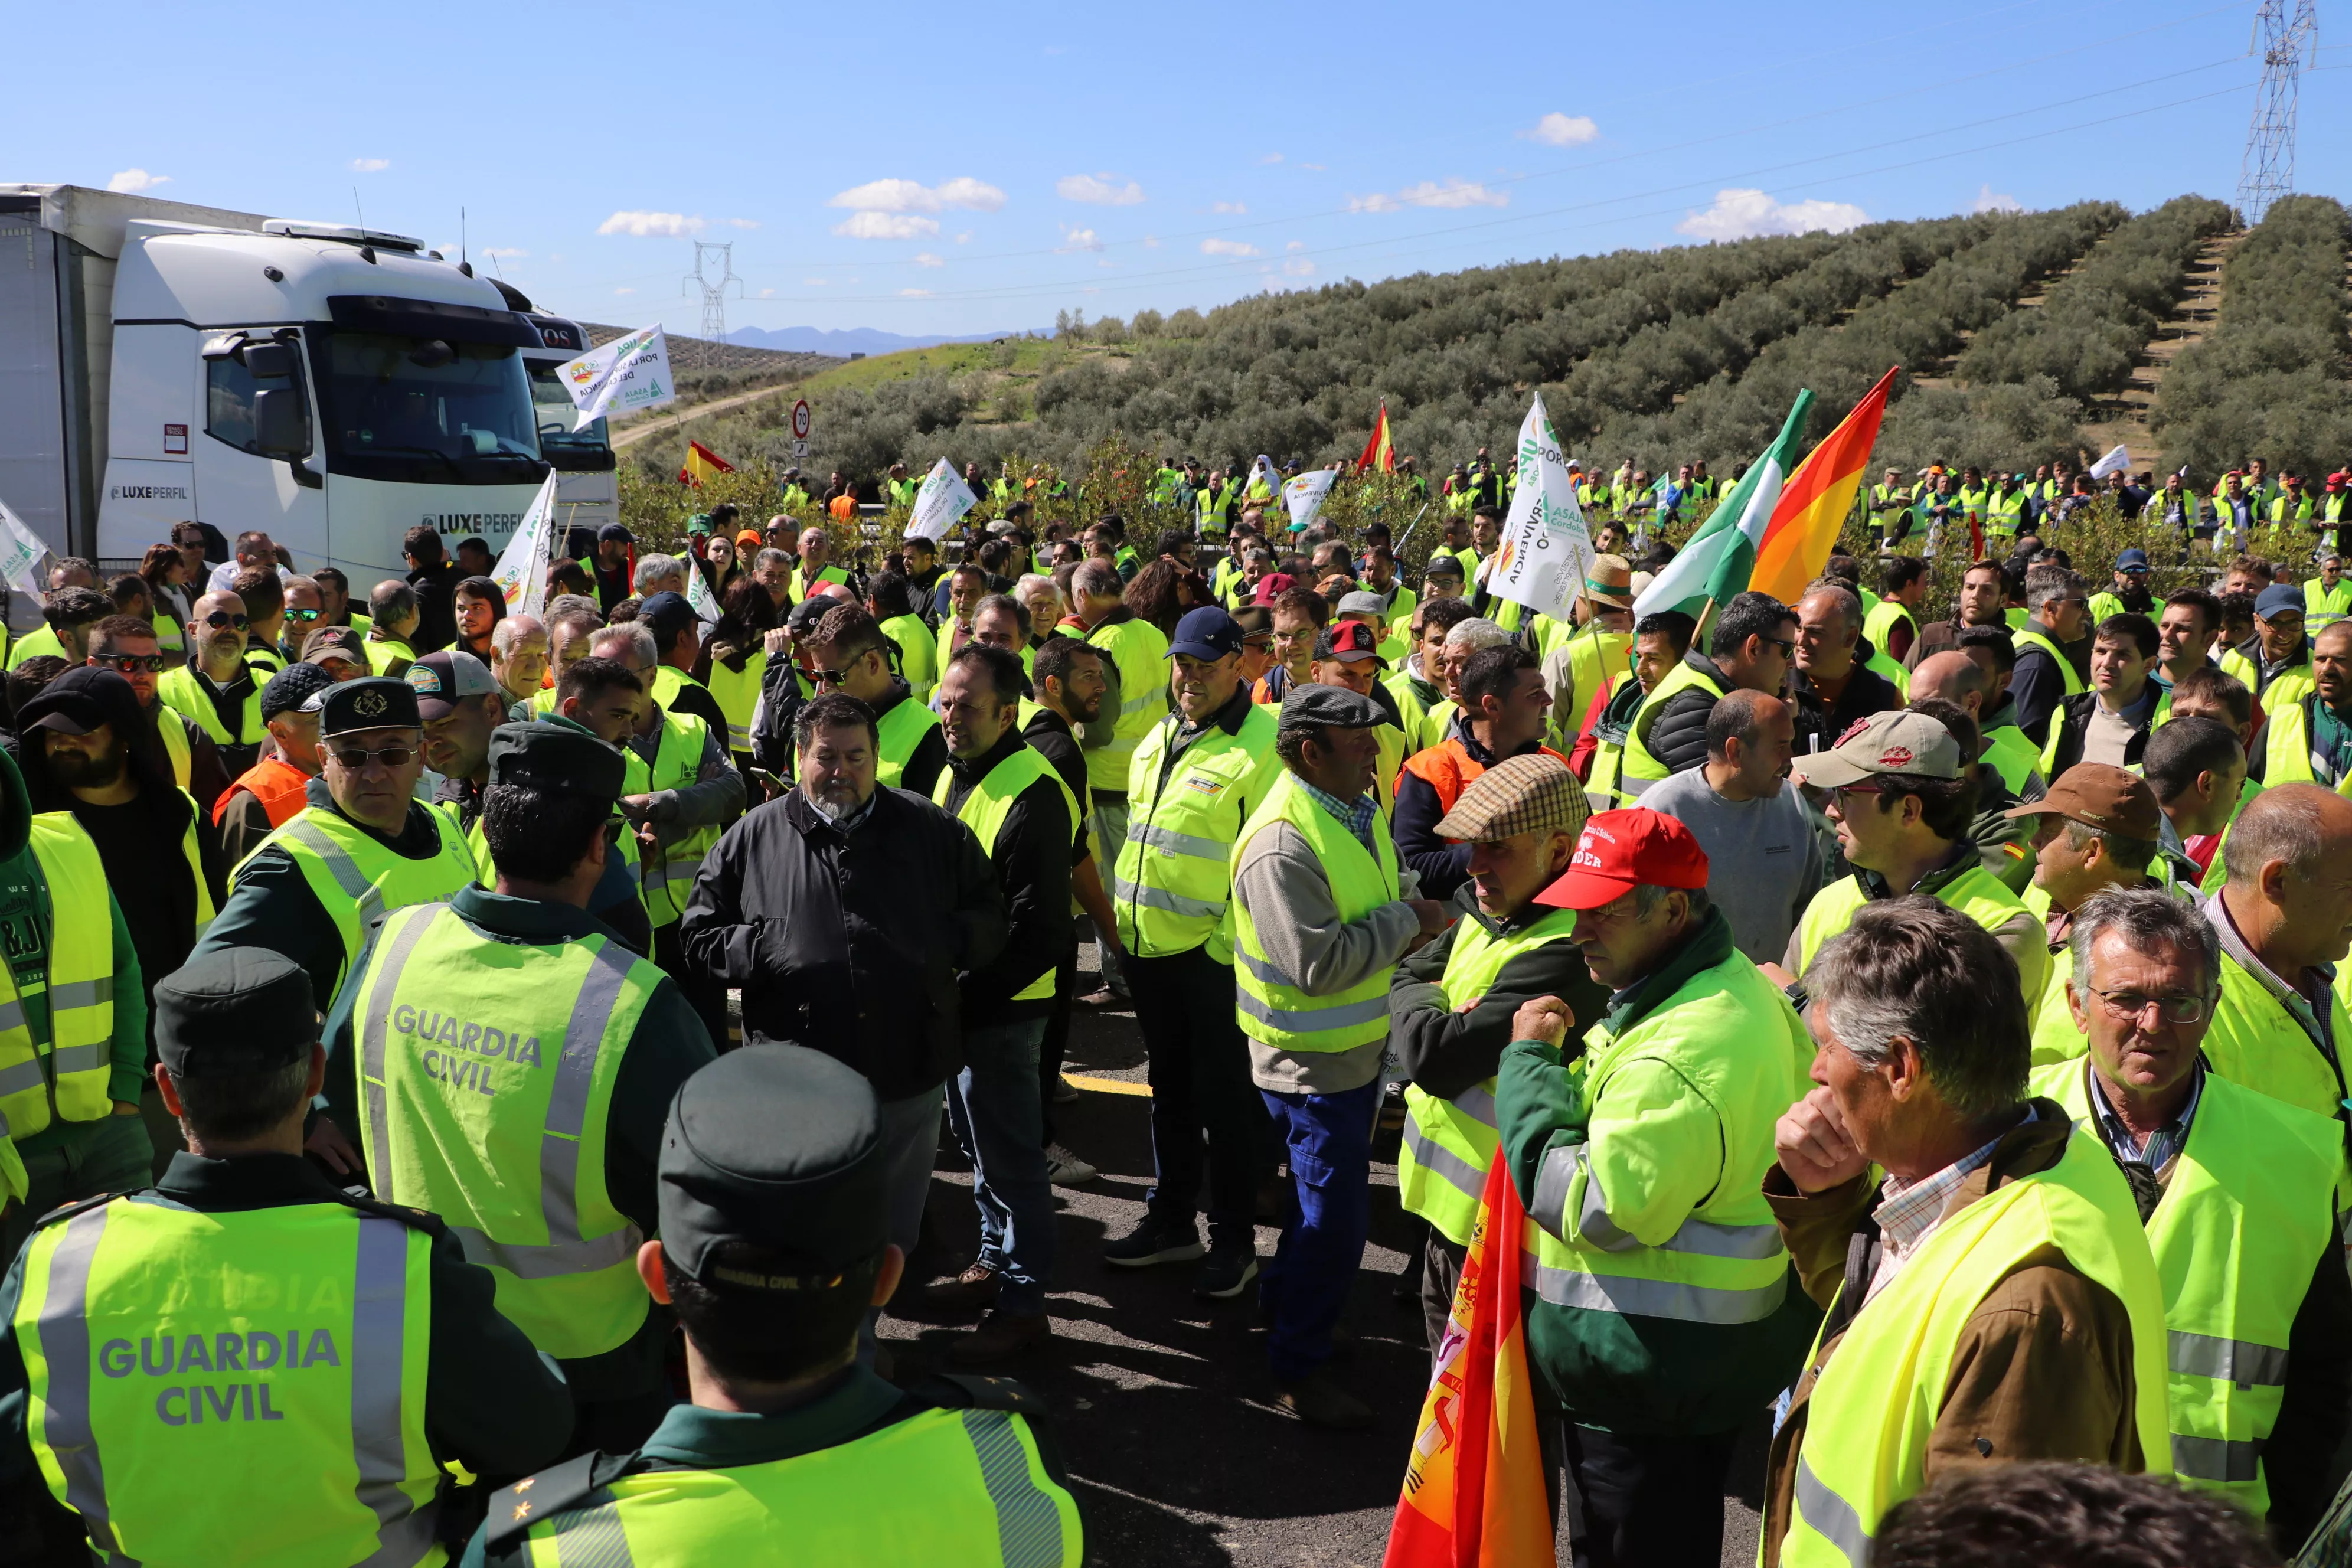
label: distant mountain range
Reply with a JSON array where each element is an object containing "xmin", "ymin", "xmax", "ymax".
[{"xmin": 721, "ymin": 325, "xmax": 1041, "ymax": 355}]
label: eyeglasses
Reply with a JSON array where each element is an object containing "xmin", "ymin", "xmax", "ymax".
[
  {"xmin": 1765, "ymin": 636, "xmax": 1798, "ymax": 657},
  {"xmin": 1825, "ymin": 785, "xmax": 1884, "ymax": 809},
  {"xmin": 2088, "ymin": 986, "xmax": 2210, "ymax": 1025},
  {"xmin": 94, "ymin": 654, "xmax": 166, "ymax": 674},
  {"xmin": 203, "ymin": 612, "xmax": 250, "ymax": 630},
  {"xmin": 327, "ymin": 744, "xmax": 417, "ymax": 770}
]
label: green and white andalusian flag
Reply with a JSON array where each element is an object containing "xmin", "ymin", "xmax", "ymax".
[{"xmin": 1631, "ymin": 391, "xmax": 1814, "ymax": 622}]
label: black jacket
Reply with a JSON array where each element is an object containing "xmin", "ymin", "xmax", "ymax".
[
  {"xmin": 1644, "ymin": 651, "xmax": 1734, "ymax": 780},
  {"xmin": 942, "ymin": 731, "xmax": 1076, "ymax": 1027},
  {"xmin": 406, "ymin": 560, "xmax": 465, "ymax": 654},
  {"xmin": 752, "ymin": 655, "xmax": 814, "ymax": 778},
  {"xmin": 680, "ymin": 785, "xmax": 1007, "ymax": 1099},
  {"xmin": 1391, "ymin": 716, "xmax": 1551, "ymax": 903},
  {"xmin": 1791, "ymin": 638, "xmax": 1906, "ymax": 754},
  {"xmin": 1389, "ymin": 886, "xmax": 1609, "ymax": 1099},
  {"xmin": 2010, "ymin": 619, "xmax": 2072, "ymax": 746}
]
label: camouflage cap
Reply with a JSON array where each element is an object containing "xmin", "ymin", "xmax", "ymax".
[{"xmin": 1433, "ymin": 753, "xmax": 1589, "ymax": 843}]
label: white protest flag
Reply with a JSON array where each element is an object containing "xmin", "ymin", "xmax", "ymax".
[
  {"xmin": 0, "ymin": 495, "xmax": 53, "ymax": 636},
  {"xmin": 1282, "ymin": 468, "xmax": 1341, "ymax": 535},
  {"xmin": 685, "ymin": 558, "xmax": 721, "ymax": 628},
  {"xmin": 554, "ymin": 324, "xmax": 676, "ymax": 430},
  {"xmin": 907, "ymin": 458, "xmax": 978, "ymax": 543},
  {"xmin": 1485, "ymin": 393, "xmax": 1595, "ymax": 623},
  {"xmin": 488, "ymin": 470, "xmax": 560, "ymax": 620},
  {"xmin": 2089, "ymin": 443, "xmax": 2131, "ymax": 481}
]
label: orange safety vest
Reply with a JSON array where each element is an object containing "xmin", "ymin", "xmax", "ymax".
[
  {"xmin": 213, "ymin": 755, "xmax": 313, "ymax": 828},
  {"xmin": 1399, "ymin": 736, "xmax": 1570, "ymax": 814},
  {"xmin": 828, "ymin": 494, "xmax": 857, "ymax": 522}
]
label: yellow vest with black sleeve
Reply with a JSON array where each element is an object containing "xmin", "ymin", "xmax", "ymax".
[
  {"xmin": 156, "ymin": 663, "xmax": 265, "ymax": 752},
  {"xmin": 365, "ymin": 637, "xmax": 416, "ymax": 678},
  {"xmin": 11, "ymin": 1190, "xmax": 444, "ymax": 1568},
  {"xmin": 880, "ymin": 613, "xmax": 937, "ymax": 703},
  {"xmin": 235, "ymin": 803, "xmax": 479, "ymax": 995},
  {"xmin": 1792, "ymin": 861, "xmax": 2030, "ymax": 977},
  {"xmin": 638, "ymin": 707, "xmax": 724, "ymax": 929},
  {"xmin": 1086, "ymin": 616, "xmax": 1172, "ymax": 796},
  {"xmin": 349, "ymin": 900, "xmax": 660, "ymax": 1361},
  {"xmin": 488, "ymin": 1388, "xmax": 1081, "ymax": 1567},
  {"xmin": 1781, "ymin": 1128, "xmax": 2172, "ymax": 1567},
  {"xmin": 1398, "ymin": 906, "xmax": 1580, "ymax": 1247},
  {"xmin": 2036, "ymin": 1060, "xmax": 2339, "ymax": 1523},
  {"xmin": 1520, "ymin": 941, "xmax": 1808, "ymax": 1335},
  {"xmin": 932, "ymin": 748, "xmax": 1079, "ymax": 1004},
  {"xmin": 2011, "ymin": 626, "xmax": 2086, "ymax": 701},
  {"xmin": 873, "ymin": 693, "xmax": 944, "ymax": 794},
  {"xmin": 0, "ymin": 815, "xmax": 123, "ymax": 1139},
  {"xmin": 1618, "ymin": 659, "xmax": 1724, "ymax": 798},
  {"xmin": 1229, "ymin": 772, "xmax": 1400, "ymax": 1054},
  {"xmin": 1110, "ymin": 703, "xmax": 1280, "ymax": 962},
  {"xmin": 145, "ymin": 707, "xmax": 193, "ymax": 789},
  {"xmin": 704, "ymin": 651, "xmax": 767, "ymax": 756}
]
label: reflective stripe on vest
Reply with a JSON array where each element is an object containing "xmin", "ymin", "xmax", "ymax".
[
  {"xmin": 1230, "ymin": 772, "xmax": 1400, "ymax": 1052},
  {"xmin": 933, "ymin": 748, "xmax": 1079, "ymax": 1002},
  {"xmin": 1110, "ymin": 705, "xmax": 1279, "ymax": 961},
  {"xmin": 0, "ymin": 818, "xmax": 117, "ymax": 1138},
  {"xmin": 15, "ymin": 1197, "xmax": 441, "ymax": 1568},
  {"xmin": 1619, "ymin": 661, "xmax": 1724, "ymax": 792},
  {"xmin": 239, "ymin": 805, "xmax": 481, "ymax": 991},
  {"xmin": 1398, "ymin": 907, "xmax": 1580, "ymax": 1246},
  {"xmin": 354, "ymin": 901, "xmax": 655, "ymax": 1360},
  {"xmin": 1782, "ymin": 1130, "xmax": 2173, "ymax": 1566}
]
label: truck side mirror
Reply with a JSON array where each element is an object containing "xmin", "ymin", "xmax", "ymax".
[
  {"xmin": 251, "ymin": 388, "xmax": 307, "ymax": 458},
  {"xmin": 241, "ymin": 342, "xmax": 295, "ymax": 380}
]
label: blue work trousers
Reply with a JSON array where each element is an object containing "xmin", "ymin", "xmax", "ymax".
[{"xmin": 1257, "ymin": 1077, "xmax": 1381, "ymax": 1383}]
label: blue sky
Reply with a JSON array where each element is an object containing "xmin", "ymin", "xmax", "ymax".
[{"xmin": 11, "ymin": 0, "xmax": 2344, "ymax": 337}]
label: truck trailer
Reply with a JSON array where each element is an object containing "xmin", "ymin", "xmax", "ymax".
[{"xmin": 0, "ymin": 182, "xmax": 550, "ymax": 579}]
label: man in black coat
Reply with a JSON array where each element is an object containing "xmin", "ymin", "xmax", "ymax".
[
  {"xmin": 1791, "ymin": 582, "xmax": 1905, "ymax": 754},
  {"xmin": 680, "ymin": 691, "xmax": 1006, "ymax": 1353},
  {"xmin": 1633, "ymin": 591, "xmax": 1796, "ymax": 783}
]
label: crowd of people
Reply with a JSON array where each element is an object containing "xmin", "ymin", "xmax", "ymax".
[{"xmin": 0, "ymin": 479, "xmax": 2348, "ymax": 1566}]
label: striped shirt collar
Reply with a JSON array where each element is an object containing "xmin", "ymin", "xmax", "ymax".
[{"xmin": 2085, "ymin": 1059, "xmax": 2202, "ymax": 1174}]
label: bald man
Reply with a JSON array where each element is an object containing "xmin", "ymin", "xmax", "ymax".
[
  {"xmin": 1640, "ymin": 688, "xmax": 1822, "ymax": 963},
  {"xmin": 1915, "ymin": 648, "xmax": 2042, "ymax": 800}
]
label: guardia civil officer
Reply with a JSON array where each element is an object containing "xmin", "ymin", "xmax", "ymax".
[
  {"xmin": 333, "ymin": 723, "xmax": 717, "ymax": 1457},
  {"xmin": 465, "ymin": 1044, "xmax": 1082, "ymax": 1567},
  {"xmin": 0, "ymin": 947, "xmax": 569, "ymax": 1567}
]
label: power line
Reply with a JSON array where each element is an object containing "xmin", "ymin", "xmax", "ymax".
[
  {"xmin": 682, "ymin": 241, "xmax": 744, "ymax": 341},
  {"xmin": 2239, "ymin": 0, "xmax": 2318, "ymax": 223}
]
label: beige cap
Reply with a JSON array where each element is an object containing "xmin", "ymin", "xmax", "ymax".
[
  {"xmin": 1787, "ymin": 710, "xmax": 1964, "ymax": 788},
  {"xmin": 1434, "ymin": 753, "xmax": 1590, "ymax": 842}
]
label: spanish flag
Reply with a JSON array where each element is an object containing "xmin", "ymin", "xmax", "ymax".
[
  {"xmin": 1357, "ymin": 404, "xmax": 1395, "ymax": 474},
  {"xmin": 678, "ymin": 440, "xmax": 736, "ymax": 488},
  {"xmin": 1746, "ymin": 367, "xmax": 1897, "ymax": 605},
  {"xmin": 1382, "ymin": 1159, "xmax": 1551, "ymax": 1567}
]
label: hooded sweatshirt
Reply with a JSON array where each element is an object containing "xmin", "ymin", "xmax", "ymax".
[{"xmin": 0, "ymin": 716, "xmax": 150, "ymax": 1144}]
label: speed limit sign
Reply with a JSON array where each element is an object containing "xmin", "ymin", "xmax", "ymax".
[{"xmin": 791, "ymin": 400, "xmax": 812, "ymax": 440}]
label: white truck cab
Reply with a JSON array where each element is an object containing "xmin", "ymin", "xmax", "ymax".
[
  {"xmin": 504, "ymin": 298, "xmax": 620, "ymax": 550},
  {"xmin": 0, "ymin": 184, "xmax": 548, "ymax": 580}
]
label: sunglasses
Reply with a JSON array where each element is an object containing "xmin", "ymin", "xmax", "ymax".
[
  {"xmin": 1765, "ymin": 636, "xmax": 1798, "ymax": 657},
  {"xmin": 286, "ymin": 607, "xmax": 322, "ymax": 623},
  {"xmin": 94, "ymin": 654, "xmax": 166, "ymax": 674},
  {"xmin": 203, "ymin": 612, "xmax": 250, "ymax": 631},
  {"xmin": 328, "ymin": 744, "xmax": 417, "ymax": 770}
]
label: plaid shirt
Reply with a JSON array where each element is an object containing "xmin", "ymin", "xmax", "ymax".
[
  {"xmin": 1865, "ymin": 1108, "xmax": 2039, "ymax": 1305},
  {"xmin": 1298, "ymin": 778, "xmax": 1378, "ymax": 857}
]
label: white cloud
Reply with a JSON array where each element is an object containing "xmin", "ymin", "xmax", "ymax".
[
  {"xmin": 1283, "ymin": 257, "xmax": 1315, "ymax": 277},
  {"xmin": 107, "ymin": 169, "xmax": 169, "ymax": 194},
  {"xmin": 899, "ymin": 288, "xmax": 934, "ymax": 298},
  {"xmin": 1286, "ymin": 240, "xmax": 1306, "ymax": 250},
  {"xmin": 913, "ymin": 252, "xmax": 945, "ymax": 267},
  {"xmin": 1347, "ymin": 192, "xmax": 1402, "ymax": 214},
  {"xmin": 1523, "ymin": 112, "xmax": 1599, "ymax": 148},
  {"xmin": 597, "ymin": 210, "xmax": 704, "ymax": 237},
  {"xmin": 1260, "ymin": 153, "xmax": 1284, "ymax": 165},
  {"xmin": 832, "ymin": 211, "xmax": 939, "ymax": 240},
  {"xmin": 828, "ymin": 177, "xmax": 1005, "ymax": 214},
  {"xmin": 803, "ymin": 277, "xmax": 829, "ymax": 286},
  {"xmin": 726, "ymin": 217, "xmax": 761, "ymax": 230},
  {"xmin": 757, "ymin": 288, "xmax": 775, "ymax": 298},
  {"xmin": 1056, "ymin": 227, "xmax": 1104, "ymax": 254},
  {"xmin": 1971, "ymin": 183, "xmax": 2023, "ymax": 214},
  {"xmin": 1299, "ymin": 162, "xmax": 1327, "ymax": 172},
  {"xmin": 1143, "ymin": 234, "xmax": 1161, "ymax": 249},
  {"xmin": 1058, "ymin": 172, "xmax": 1145, "ymax": 205},
  {"xmin": 1201, "ymin": 238, "xmax": 1260, "ymax": 257},
  {"xmin": 1212, "ymin": 200, "xmax": 1247, "ymax": 214},
  {"xmin": 613, "ymin": 287, "xmax": 635, "ymax": 295},
  {"xmin": 956, "ymin": 231, "xmax": 974, "ymax": 244},
  {"xmin": 349, "ymin": 158, "xmax": 391, "ymax": 173},
  {"xmin": 1675, "ymin": 188, "xmax": 1868, "ymax": 240},
  {"xmin": 1399, "ymin": 179, "xmax": 1509, "ymax": 210},
  {"xmin": 482, "ymin": 247, "xmax": 527, "ymax": 259}
]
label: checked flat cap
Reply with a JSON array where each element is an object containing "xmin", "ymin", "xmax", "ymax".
[{"xmin": 1434, "ymin": 753, "xmax": 1589, "ymax": 843}]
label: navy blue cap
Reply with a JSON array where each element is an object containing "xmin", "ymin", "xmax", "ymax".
[
  {"xmin": 639, "ymin": 591, "xmax": 700, "ymax": 645},
  {"xmin": 2115, "ymin": 548, "xmax": 2150, "ymax": 570},
  {"xmin": 2256, "ymin": 584, "xmax": 2304, "ymax": 619},
  {"xmin": 1168, "ymin": 606, "xmax": 1244, "ymax": 662}
]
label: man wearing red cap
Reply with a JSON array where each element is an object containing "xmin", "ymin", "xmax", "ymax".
[{"xmin": 1496, "ymin": 807, "xmax": 1816, "ymax": 1567}]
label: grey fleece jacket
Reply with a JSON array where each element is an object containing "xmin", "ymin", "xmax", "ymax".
[{"xmin": 1232, "ymin": 815, "xmax": 1423, "ymax": 1095}]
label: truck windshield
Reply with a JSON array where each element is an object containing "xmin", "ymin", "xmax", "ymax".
[
  {"xmin": 528, "ymin": 360, "xmax": 615, "ymax": 471},
  {"xmin": 311, "ymin": 331, "xmax": 546, "ymax": 484}
]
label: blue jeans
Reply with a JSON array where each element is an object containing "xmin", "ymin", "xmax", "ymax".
[
  {"xmin": 1257, "ymin": 1078, "xmax": 1381, "ymax": 1383},
  {"xmin": 862, "ymin": 1087, "xmax": 944, "ymax": 1364},
  {"xmin": 945, "ymin": 1018, "xmax": 1057, "ymax": 1314}
]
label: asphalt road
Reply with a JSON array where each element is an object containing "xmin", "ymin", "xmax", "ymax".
[{"xmin": 877, "ymin": 948, "xmax": 1772, "ymax": 1568}]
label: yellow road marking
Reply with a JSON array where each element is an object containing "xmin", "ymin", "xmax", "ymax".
[{"xmin": 1063, "ymin": 1073, "xmax": 1152, "ymax": 1098}]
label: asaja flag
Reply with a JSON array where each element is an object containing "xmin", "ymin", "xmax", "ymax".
[
  {"xmin": 1747, "ymin": 368, "xmax": 1896, "ymax": 606},
  {"xmin": 1358, "ymin": 404, "xmax": 1396, "ymax": 473},
  {"xmin": 1282, "ymin": 468, "xmax": 1341, "ymax": 534},
  {"xmin": 488, "ymin": 470, "xmax": 560, "ymax": 621},
  {"xmin": 1485, "ymin": 391, "xmax": 1595, "ymax": 625},
  {"xmin": 678, "ymin": 440, "xmax": 734, "ymax": 488},
  {"xmin": 2089, "ymin": 442, "xmax": 2131, "ymax": 481},
  {"xmin": 554, "ymin": 324, "xmax": 675, "ymax": 429},
  {"xmin": 1383, "ymin": 1158, "xmax": 1551, "ymax": 1567},
  {"xmin": 685, "ymin": 558, "xmax": 720, "ymax": 628},
  {"xmin": 0, "ymin": 491, "xmax": 56, "ymax": 635},
  {"xmin": 908, "ymin": 458, "xmax": 979, "ymax": 543},
  {"xmin": 1632, "ymin": 391, "xmax": 1814, "ymax": 622}
]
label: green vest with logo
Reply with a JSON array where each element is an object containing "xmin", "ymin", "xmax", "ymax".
[
  {"xmin": 932, "ymin": 748, "xmax": 1078, "ymax": 1003},
  {"xmin": 351, "ymin": 901, "xmax": 661, "ymax": 1361},
  {"xmin": 0, "ymin": 816, "xmax": 120, "ymax": 1138},
  {"xmin": 1782, "ymin": 1129, "xmax": 2171, "ymax": 1567},
  {"xmin": 237, "ymin": 804, "xmax": 478, "ymax": 995},
  {"xmin": 1229, "ymin": 772, "xmax": 1400, "ymax": 1054},
  {"xmin": 1110, "ymin": 705, "xmax": 1279, "ymax": 962},
  {"xmin": 12, "ymin": 1193, "xmax": 442, "ymax": 1567},
  {"xmin": 1399, "ymin": 907, "xmax": 1581, "ymax": 1246}
]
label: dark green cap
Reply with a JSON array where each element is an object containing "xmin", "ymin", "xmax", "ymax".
[
  {"xmin": 486, "ymin": 720, "xmax": 625, "ymax": 802},
  {"xmin": 658, "ymin": 1044, "xmax": 886, "ymax": 1287},
  {"xmin": 154, "ymin": 947, "xmax": 315, "ymax": 1078}
]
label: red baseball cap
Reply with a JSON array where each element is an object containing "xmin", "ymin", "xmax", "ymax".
[{"xmin": 1534, "ymin": 809, "xmax": 1710, "ymax": 911}]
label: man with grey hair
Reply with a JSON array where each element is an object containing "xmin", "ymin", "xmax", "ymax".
[
  {"xmin": 631, "ymin": 552, "xmax": 686, "ymax": 602},
  {"xmin": 1014, "ymin": 573, "xmax": 1062, "ymax": 650},
  {"xmin": 488, "ymin": 612, "xmax": 550, "ymax": 720},
  {"xmin": 364, "ymin": 579, "xmax": 422, "ymax": 678},
  {"xmin": 750, "ymin": 546, "xmax": 793, "ymax": 611},
  {"xmin": 790, "ymin": 526, "xmax": 847, "ymax": 602},
  {"xmin": 1644, "ymin": 688, "xmax": 1821, "ymax": 963},
  {"xmin": 2013, "ymin": 562, "xmax": 2092, "ymax": 746},
  {"xmin": 1763, "ymin": 896, "xmax": 2171, "ymax": 1568},
  {"xmin": 1429, "ymin": 615, "xmax": 1511, "ymax": 737},
  {"xmin": 1792, "ymin": 580, "xmax": 1903, "ymax": 754},
  {"xmin": 2034, "ymin": 886, "xmax": 2352, "ymax": 1549}
]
